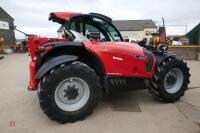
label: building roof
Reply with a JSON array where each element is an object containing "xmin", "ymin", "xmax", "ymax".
[
  {"xmin": 186, "ymin": 23, "xmax": 200, "ymax": 36},
  {"xmin": 113, "ymin": 20, "xmax": 157, "ymax": 31},
  {"xmin": 186, "ymin": 23, "xmax": 200, "ymax": 45},
  {"xmin": 0, "ymin": 7, "xmax": 14, "ymax": 20}
]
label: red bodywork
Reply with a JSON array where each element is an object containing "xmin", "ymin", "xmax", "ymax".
[
  {"xmin": 51, "ymin": 12, "xmax": 80, "ymax": 19},
  {"xmin": 27, "ymin": 12, "xmax": 156, "ymax": 90},
  {"xmin": 49, "ymin": 12, "xmax": 81, "ymax": 24},
  {"xmin": 28, "ymin": 36, "xmax": 67, "ymax": 90},
  {"xmin": 83, "ymin": 41, "xmax": 156, "ymax": 77}
]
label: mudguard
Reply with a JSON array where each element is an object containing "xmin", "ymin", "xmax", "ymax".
[
  {"xmin": 35, "ymin": 55, "xmax": 78, "ymax": 80},
  {"xmin": 42, "ymin": 41, "xmax": 82, "ymax": 48},
  {"xmin": 155, "ymin": 52, "xmax": 176, "ymax": 66},
  {"xmin": 36, "ymin": 41, "xmax": 82, "ymax": 68}
]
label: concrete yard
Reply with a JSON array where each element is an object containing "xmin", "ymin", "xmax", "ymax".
[{"xmin": 0, "ymin": 54, "xmax": 200, "ymax": 133}]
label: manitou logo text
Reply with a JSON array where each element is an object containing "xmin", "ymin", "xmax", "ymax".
[
  {"xmin": 9, "ymin": 121, "xmax": 16, "ymax": 127},
  {"xmin": 112, "ymin": 56, "xmax": 123, "ymax": 61}
]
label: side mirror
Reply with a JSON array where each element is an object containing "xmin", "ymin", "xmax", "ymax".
[
  {"xmin": 89, "ymin": 33, "xmax": 100, "ymax": 40},
  {"xmin": 145, "ymin": 45, "xmax": 155, "ymax": 51},
  {"xmin": 159, "ymin": 44, "xmax": 168, "ymax": 52},
  {"xmin": 124, "ymin": 39, "xmax": 129, "ymax": 42}
]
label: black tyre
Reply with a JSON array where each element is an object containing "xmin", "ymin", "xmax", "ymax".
[
  {"xmin": 148, "ymin": 57, "xmax": 190, "ymax": 102},
  {"xmin": 38, "ymin": 61, "xmax": 100, "ymax": 123}
]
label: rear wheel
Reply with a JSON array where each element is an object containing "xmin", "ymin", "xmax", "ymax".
[
  {"xmin": 38, "ymin": 61, "xmax": 100, "ymax": 123},
  {"xmin": 148, "ymin": 57, "xmax": 190, "ymax": 102}
]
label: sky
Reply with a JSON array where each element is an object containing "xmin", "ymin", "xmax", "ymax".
[{"xmin": 1, "ymin": 0, "xmax": 200, "ymax": 39}]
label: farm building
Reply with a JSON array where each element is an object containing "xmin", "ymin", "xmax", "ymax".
[
  {"xmin": 113, "ymin": 20, "xmax": 157, "ymax": 42},
  {"xmin": 0, "ymin": 7, "xmax": 15, "ymax": 45},
  {"xmin": 57, "ymin": 19, "xmax": 157, "ymax": 42},
  {"xmin": 186, "ymin": 23, "xmax": 200, "ymax": 45}
]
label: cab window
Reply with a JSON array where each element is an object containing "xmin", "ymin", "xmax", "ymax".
[
  {"xmin": 92, "ymin": 17, "xmax": 121, "ymax": 42},
  {"xmin": 85, "ymin": 24, "xmax": 106, "ymax": 41},
  {"xmin": 69, "ymin": 16, "xmax": 123, "ymax": 42}
]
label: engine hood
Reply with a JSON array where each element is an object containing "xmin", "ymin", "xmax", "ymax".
[
  {"xmin": 103, "ymin": 42, "xmax": 144, "ymax": 56},
  {"xmin": 83, "ymin": 41, "xmax": 145, "ymax": 58}
]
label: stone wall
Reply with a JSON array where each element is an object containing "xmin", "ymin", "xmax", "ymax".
[{"xmin": 169, "ymin": 46, "xmax": 200, "ymax": 60}]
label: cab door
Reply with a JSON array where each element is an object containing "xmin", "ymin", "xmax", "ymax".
[{"xmin": 68, "ymin": 14, "xmax": 123, "ymax": 42}]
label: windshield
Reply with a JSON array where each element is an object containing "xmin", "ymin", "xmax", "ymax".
[
  {"xmin": 68, "ymin": 15, "xmax": 123, "ymax": 42},
  {"xmin": 92, "ymin": 17, "xmax": 122, "ymax": 42}
]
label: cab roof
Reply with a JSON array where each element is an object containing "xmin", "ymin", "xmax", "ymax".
[
  {"xmin": 49, "ymin": 12, "xmax": 81, "ymax": 24},
  {"xmin": 49, "ymin": 12, "xmax": 112, "ymax": 25}
]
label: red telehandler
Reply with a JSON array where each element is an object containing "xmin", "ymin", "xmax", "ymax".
[{"xmin": 18, "ymin": 12, "xmax": 190, "ymax": 123}]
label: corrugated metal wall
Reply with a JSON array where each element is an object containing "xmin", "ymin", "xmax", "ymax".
[
  {"xmin": 0, "ymin": 8, "xmax": 15, "ymax": 45},
  {"xmin": 187, "ymin": 24, "xmax": 200, "ymax": 45}
]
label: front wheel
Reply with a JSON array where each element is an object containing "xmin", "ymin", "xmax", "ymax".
[
  {"xmin": 38, "ymin": 61, "xmax": 100, "ymax": 123},
  {"xmin": 148, "ymin": 57, "xmax": 190, "ymax": 102}
]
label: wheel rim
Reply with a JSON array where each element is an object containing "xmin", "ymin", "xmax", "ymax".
[
  {"xmin": 54, "ymin": 77, "xmax": 90, "ymax": 112},
  {"xmin": 164, "ymin": 68, "xmax": 183, "ymax": 94}
]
